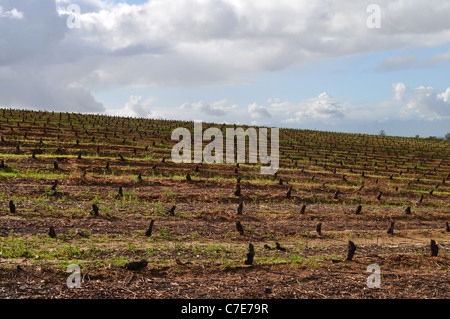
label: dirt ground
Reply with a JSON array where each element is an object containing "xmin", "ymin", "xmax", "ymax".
[
  {"xmin": 1, "ymin": 209, "xmax": 448, "ymax": 299},
  {"xmin": 0, "ymin": 110, "xmax": 449, "ymax": 299}
]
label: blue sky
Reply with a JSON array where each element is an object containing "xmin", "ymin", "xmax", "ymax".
[{"xmin": 1, "ymin": 0, "xmax": 450, "ymax": 137}]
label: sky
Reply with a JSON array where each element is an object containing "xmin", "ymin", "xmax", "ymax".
[{"xmin": 1, "ymin": 0, "xmax": 450, "ymax": 137}]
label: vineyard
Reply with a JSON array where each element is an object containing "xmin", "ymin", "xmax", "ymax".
[{"xmin": 0, "ymin": 108, "xmax": 449, "ymax": 299}]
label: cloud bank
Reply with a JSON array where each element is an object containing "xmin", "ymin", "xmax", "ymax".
[{"xmin": 0, "ymin": 0, "xmax": 449, "ymax": 136}]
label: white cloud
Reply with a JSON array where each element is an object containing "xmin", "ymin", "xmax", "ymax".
[
  {"xmin": 399, "ymin": 86, "xmax": 450, "ymax": 120},
  {"xmin": 283, "ymin": 92, "xmax": 346, "ymax": 124},
  {"xmin": 46, "ymin": 0, "xmax": 450, "ymax": 89},
  {"xmin": 106, "ymin": 95, "xmax": 158, "ymax": 118},
  {"xmin": 247, "ymin": 103, "xmax": 271, "ymax": 118},
  {"xmin": 438, "ymin": 87, "xmax": 450, "ymax": 103},
  {"xmin": 0, "ymin": 65, "xmax": 104, "ymax": 113},
  {"xmin": 2, "ymin": 0, "xmax": 450, "ymax": 119},
  {"xmin": 180, "ymin": 101, "xmax": 226, "ymax": 117},
  {"xmin": 0, "ymin": 1, "xmax": 66, "ymax": 65},
  {"xmin": 179, "ymin": 99, "xmax": 239, "ymax": 117},
  {"xmin": 392, "ymin": 82, "xmax": 407, "ymax": 101},
  {"xmin": 0, "ymin": 7, "xmax": 24, "ymax": 19},
  {"xmin": 103, "ymin": 81, "xmax": 449, "ymax": 138},
  {"xmin": 0, "ymin": 0, "xmax": 103, "ymax": 112}
]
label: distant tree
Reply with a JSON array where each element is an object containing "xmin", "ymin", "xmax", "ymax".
[
  {"xmin": 445, "ymin": 132, "xmax": 450, "ymax": 141},
  {"xmin": 379, "ymin": 130, "xmax": 386, "ymax": 136},
  {"xmin": 415, "ymin": 134, "xmax": 420, "ymax": 139}
]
